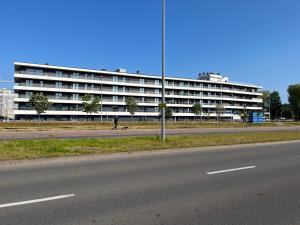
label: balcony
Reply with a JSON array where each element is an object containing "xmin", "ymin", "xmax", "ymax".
[
  {"xmin": 15, "ymin": 71, "xmax": 260, "ymax": 94},
  {"xmin": 14, "ymin": 85, "xmax": 262, "ymax": 104}
]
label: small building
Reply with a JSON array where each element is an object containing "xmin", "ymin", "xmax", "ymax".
[{"xmin": 0, "ymin": 89, "xmax": 14, "ymax": 121}]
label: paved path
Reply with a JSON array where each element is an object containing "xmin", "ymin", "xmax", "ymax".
[
  {"xmin": 0, "ymin": 141, "xmax": 299, "ymax": 225},
  {"xmin": 1, "ymin": 126, "xmax": 300, "ymax": 140}
]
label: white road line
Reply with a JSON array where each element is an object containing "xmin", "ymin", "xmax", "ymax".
[
  {"xmin": 206, "ymin": 166, "xmax": 256, "ymax": 175},
  {"xmin": 0, "ymin": 194, "xmax": 75, "ymax": 209}
]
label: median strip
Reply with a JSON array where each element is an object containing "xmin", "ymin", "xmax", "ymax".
[
  {"xmin": 206, "ymin": 166, "xmax": 256, "ymax": 175},
  {"xmin": 0, "ymin": 194, "xmax": 75, "ymax": 209},
  {"xmin": 0, "ymin": 131, "xmax": 300, "ymax": 160}
]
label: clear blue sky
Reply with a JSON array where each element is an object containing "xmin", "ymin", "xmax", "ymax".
[{"xmin": 1, "ymin": 0, "xmax": 299, "ymax": 102}]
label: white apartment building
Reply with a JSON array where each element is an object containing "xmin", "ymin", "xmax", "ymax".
[
  {"xmin": 13, "ymin": 62, "xmax": 263, "ymax": 121},
  {"xmin": 0, "ymin": 89, "xmax": 14, "ymax": 121}
]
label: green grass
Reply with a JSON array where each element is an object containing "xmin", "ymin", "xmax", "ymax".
[
  {"xmin": 0, "ymin": 131, "xmax": 299, "ymax": 161},
  {"xmin": 1, "ymin": 121, "xmax": 300, "ymax": 131}
]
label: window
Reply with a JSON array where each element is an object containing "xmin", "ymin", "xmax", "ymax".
[
  {"xmin": 56, "ymin": 82, "xmax": 62, "ymax": 88},
  {"xmin": 56, "ymin": 71, "xmax": 63, "ymax": 77},
  {"xmin": 113, "ymin": 96, "xmax": 118, "ymax": 102},
  {"xmin": 25, "ymin": 91, "xmax": 33, "ymax": 98},
  {"xmin": 26, "ymin": 68, "xmax": 35, "ymax": 74},
  {"xmin": 26, "ymin": 80, "xmax": 33, "ymax": 86},
  {"xmin": 55, "ymin": 93, "xmax": 62, "ymax": 99},
  {"xmin": 73, "ymin": 94, "xmax": 79, "ymax": 100},
  {"xmin": 72, "ymin": 73, "xmax": 79, "ymax": 78},
  {"xmin": 73, "ymin": 83, "xmax": 79, "ymax": 89},
  {"xmin": 113, "ymin": 86, "xmax": 118, "ymax": 92},
  {"xmin": 35, "ymin": 69, "xmax": 43, "ymax": 75}
]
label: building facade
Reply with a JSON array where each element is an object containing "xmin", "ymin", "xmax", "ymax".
[
  {"xmin": 0, "ymin": 89, "xmax": 14, "ymax": 121},
  {"xmin": 14, "ymin": 62, "xmax": 263, "ymax": 121}
]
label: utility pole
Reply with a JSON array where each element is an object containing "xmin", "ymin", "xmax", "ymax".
[{"xmin": 161, "ymin": 0, "xmax": 166, "ymax": 141}]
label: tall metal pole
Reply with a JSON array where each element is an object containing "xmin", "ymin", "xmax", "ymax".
[
  {"xmin": 269, "ymin": 95, "xmax": 271, "ymax": 122},
  {"xmin": 161, "ymin": 0, "xmax": 166, "ymax": 141},
  {"xmin": 100, "ymin": 75, "xmax": 103, "ymax": 122}
]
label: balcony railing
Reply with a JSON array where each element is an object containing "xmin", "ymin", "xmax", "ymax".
[
  {"xmin": 15, "ymin": 71, "xmax": 259, "ymax": 93},
  {"xmin": 15, "ymin": 85, "xmax": 262, "ymax": 102}
]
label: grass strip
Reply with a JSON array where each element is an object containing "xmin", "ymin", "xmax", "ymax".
[{"xmin": 0, "ymin": 131, "xmax": 299, "ymax": 161}]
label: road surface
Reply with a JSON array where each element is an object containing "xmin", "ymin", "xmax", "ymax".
[
  {"xmin": 0, "ymin": 141, "xmax": 299, "ymax": 225},
  {"xmin": 1, "ymin": 125, "xmax": 300, "ymax": 140}
]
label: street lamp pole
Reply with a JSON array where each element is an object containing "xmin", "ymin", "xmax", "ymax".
[
  {"xmin": 269, "ymin": 95, "xmax": 271, "ymax": 122},
  {"xmin": 100, "ymin": 75, "xmax": 103, "ymax": 122},
  {"xmin": 161, "ymin": 0, "xmax": 166, "ymax": 141}
]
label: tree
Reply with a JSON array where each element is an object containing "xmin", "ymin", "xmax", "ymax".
[
  {"xmin": 125, "ymin": 97, "xmax": 138, "ymax": 127},
  {"xmin": 215, "ymin": 103, "xmax": 225, "ymax": 122},
  {"xmin": 165, "ymin": 107, "xmax": 173, "ymax": 120},
  {"xmin": 206, "ymin": 110, "xmax": 211, "ymax": 121},
  {"xmin": 82, "ymin": 94, "xmax": 101, "ymax": 121},
  {"xmin": 281, "ymin": 103, "xmax": 294, "ymax": 120},
  {"xmin": 239, "ymin": 108, "xmax": 249, "ymax": 123},
  {"xmin": 158, "ymin": 103, "xmax": 172, "ymax": 121},
  {"xmin": 288, "ymin": 84, "xmax": 300, "ymax": 120},
  {"xmin": 29, "ymin": 93, "xmax": 52, "ymax": 122},
  {"xmin": 262, "ymin": 90, "xmax": 270, "ymax": 120},
  {"xmin": 191, "ymin": 103, "xmax": 202, "ymax": 123},
  {"xmin": 270, "ymin": 91, "xmax": 282, "ymax": 120},
  {"xmin": 262, "ymin": 90, "xmax": 270, "ymax": 106}
]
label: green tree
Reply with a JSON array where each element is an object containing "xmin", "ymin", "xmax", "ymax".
[
  {"xmin": 262, "ymin": 90, "xmax": 270, "ymax": 106},
  {"xmin": 29, "ymin": 93, "xmax": 52, "ymax": 122},
  {"xmin": 165, "ymin": 107, "xmax": 173, "ymax": 120},
  {"xmin": 262, "ymin": 90, "xmax": 270, "ymax": 120},
  {"xmin": 270, "ymin": 91, "xmax": 282, "ymax": 120},
  {"xmin": 82, "ymin": 94, "xmax": 101, "ymax": 121},
  {"xmin": 125, "ymin": 97, "xmax": 138, "ymax": 127},
  {"xmin": 191, "ymin": 103, "xmax": 203, "ymax": 123},
  {"xmin": 206, "ymin": 110, "xmax": 211, "ymax": 121},
  {"xmin": 215, "ymin": 103, "xmax": 225, "ymax": 122},
  {"xmin": 239, "ymin": 108, "xmax": 249, "ymax": 123},
  {"xmin": 158, "ymin": 103, "xmax": 172, "ymax": 120},
  {"xmin": 281, "ymin": 103, "xmax": 294, "ymax": 120},
  {"xmin": 288, "ymin": 84, "xmax": 300, "ymax": 120}
]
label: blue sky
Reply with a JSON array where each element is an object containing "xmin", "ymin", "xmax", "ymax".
[{"xmin": 0, "ymin": 0, "xmax": 299, "ymax": 102}]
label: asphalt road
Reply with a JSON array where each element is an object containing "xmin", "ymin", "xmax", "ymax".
[
  {"xmin": 0, "ymin": 141, "xmax": 299, "ymax": 225},
  {"xmin": 1, "ymin": 125, "xmax": 300, "ymax": 140}
]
